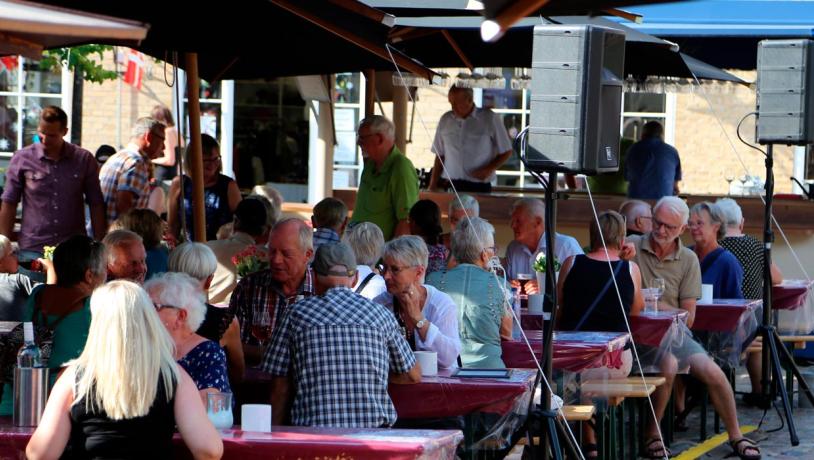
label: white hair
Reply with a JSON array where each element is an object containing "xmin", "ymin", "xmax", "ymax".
[
  {"xmin": 452, "ymin": 217, "xmax": 495, "ymax": 265},
  {"xmin": 383, "ymin": 236, "xmax": 429, "ymax": 282},
  {"xmin": 144, "ymin": 272, "xmax": 207, "ymax": 332},
  {"xmin": 654, "ymin": 196, "xmax": 690, "ymax": 224},
  {"xmin": 272, "ymin": 218, "xmax": 313, "ymax": 253},
  {"xmin": 168, "ymin": 242, "xmax": 217, "ymax": 282},
  {"xmin": 130, "ymin": 117, "xmax": 164, "ymax": 139},
  {"xmin": 449, "ymin": 194, "xmax": 480, "ymax": 217},
  {"xmin": 715, "ymin": 197, "xmax": 743, "ymax": 227},
  {"xmin": 103, "ymin": 230, "xmax": 143, "ymax": 265},
  {"xmin": 512, "ymin": 197, "xmax": 545, "ymax": 220},
  {"xmin": 0, "ymin": 235, "xmax": 11, "ymax": 259},
  {"xmin": 359, "ymin": 115, "xmax": 395, "ymax": 140},
  {"xmin": 619, "ymin": 200, "xmax": 651, "ymax": 222},
  {"xmin": 343, "ymin": 222, "xmax": 385, "ymax": 267}
]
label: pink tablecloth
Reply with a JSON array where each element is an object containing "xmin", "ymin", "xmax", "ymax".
[
  {"xmin": 693, "ymin": 299, "xmax": 762, "ymax": 333},
  {"xmin": 502, "ymin": 330, "xmax": 629, "ymax": 372},
  {"xmin": 773, "ymin": 281, "xmax": 814, "ymax": 311},
  {"xmin": 0, "ymin": 419, "xmax": 463, "ymax": 460},
  {"xmin": 630, "ymin": 310, "xmax": 689, "ymax": 348},
  {"xmin": 238, "ymin": 368, "xmax": 536, "ymax": 421}
]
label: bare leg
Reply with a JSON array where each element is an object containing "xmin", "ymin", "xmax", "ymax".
[
  {"xmin": 687, "ymin": 353, "xmax": 743, "ymax": 441},
  {"xmin": 645, "ymin": 353, "xmax": 677, "ymax": 440},
  {"xmin": 747, "ymin": 347, "xmax": 763, "ymax": 394}
]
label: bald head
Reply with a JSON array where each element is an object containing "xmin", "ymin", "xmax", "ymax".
[{"xmin": 619, "ymin": 200, "xmax": 652, "ymax": 235}]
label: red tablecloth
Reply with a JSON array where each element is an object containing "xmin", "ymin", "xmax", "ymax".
[
  {"xmin": 238, "ymin": 368, "xmax": 536, "ymax": 421},
  {"xmin": 521, "ymin": 309, "xmax": 546, "ymax": 330},
  {"xmin": 502, "ymin": 331, "xmax": 629, "ymax": 372},
  {"xmin": 693, "ymin": 299, "xmax": 762, "ymax": 332},
  {"xmin": 0, "ymin": 420, "xmax": 463, "ymax": 460},
  {"xmin": 773, "ymin": 281, "xmax": 814, "ymax": 311},
  {"xmin": 630, "ymin": 310, "xmax": 689, "ymax": 348},
  {"xmin": 389, "ymin": 369, "xmax": 536, "ymax": 419}
]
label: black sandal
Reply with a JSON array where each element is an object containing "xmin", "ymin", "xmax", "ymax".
[
  {"xmin": 642, "ymin": 437, "xmax": 671, "ymax": 459},
  {"xmin": 730, "ymin": 438, "xmax": 761, "ymax": 460},
  {"xmin": 582, "ymin": 442, "xmax": 598, "ymax": 459}
]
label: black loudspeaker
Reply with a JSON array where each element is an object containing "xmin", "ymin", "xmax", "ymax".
[
  {"xmin": 757, "ymin": 39, "xmax": 814, "ymax": 145},
  {"xmin": 527, "ymin": 25, "xmax": 626, "ymax": 175}
]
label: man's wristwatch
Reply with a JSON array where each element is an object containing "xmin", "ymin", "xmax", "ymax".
[{"xmin": 415, "ymin": 318, "xmax": 428, "ymax": 329}]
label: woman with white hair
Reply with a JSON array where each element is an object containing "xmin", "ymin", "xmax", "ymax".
[
  {"xmin": 169, "ymin": 241, "xmax": 244, "ymax": 384},
  {"xmin": 374, "ymin": 236, "xmax": 461, "ymax": 369},
  {"xmin": 0, "ymin": 235, "xmax": 39, "ymax": 321},
  {"xmin": 688, "ymin": 202, "xmax": 744, "ymax": 299},
  {"xmin": 144, "ymin": 272, "xmax": 232, "ymax": 402},
  {"xmin": 343, "ymin": 222, "xmax": 387, "ymax": 300},
  {"xmin": 427, "ymin": 218, "xmax": 512, "ymax": 368},
  {"xmin": 26, "ymin": 281, "xmax": 222, "ymax": 460}
]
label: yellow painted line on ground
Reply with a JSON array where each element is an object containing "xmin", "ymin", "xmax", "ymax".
[{"xmin": 673, "ymin": 425, "xmax": 757, "ymax": 460}]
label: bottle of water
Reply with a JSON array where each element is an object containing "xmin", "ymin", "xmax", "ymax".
[
  {"xmin": 511, "ymin": 287, "xmax": 522, "ymax": 340},
  {"xmin": 17, "ymin": 323, "xmax": 41, "ymax": 368}
]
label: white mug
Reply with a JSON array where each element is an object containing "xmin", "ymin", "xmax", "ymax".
[
  {"xmin": 414, "ymin": 350, "xmax": 438, "ymax": 376},
  {"xmin": 241, "ymin": 404, "xmax": 272, "ymax": 433},
  {"xmin": 701, "ymin": 284, "xmax": 714, "ymax": 304}
]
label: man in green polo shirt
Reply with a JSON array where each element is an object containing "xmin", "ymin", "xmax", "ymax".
[{"xmin": 350, "ymin": 115, "xmax": 418, "ymax": 240}]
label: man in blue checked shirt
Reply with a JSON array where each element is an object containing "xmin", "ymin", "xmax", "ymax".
[{"xmin": 263, "ymin": 242, "xmax": 421, "ymax": 427}]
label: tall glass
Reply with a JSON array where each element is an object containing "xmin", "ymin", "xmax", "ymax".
[
  {"xmin": 651, "ymin": 278, "xmax": 666, "ymax": 311},
  {"xmin": 206, "ymin": 391, "xmax": 233, "ymax": 430}
]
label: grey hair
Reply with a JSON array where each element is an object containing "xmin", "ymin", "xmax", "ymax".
[
  {"xmin": 449, "ymin": 194, "xmax": 480, "ymax": 217},
  {"xmin": 452, "ymin": 217, "xmax": 495, "ymax": 264},
  {"xmin": 250, "ymin": 186, "xmax": 283, "ymax": 224},
  {"xmin": 619, "ymin": 199, "xmax": 651, "ymax": 222},
  {"xmin": 714, "ymin": 197, "xmax": 743, "ymax": 227},
  {"xmin": 691, "ymin": 202, "xmax": 727, "ymax": 240},
  {"xmin": 0, "ymin": 235, "xmax": 11, "ymax": 258},
  {"xmin": 144, "ymin": 272, "xmax": 207, "ymax": 331},
  {"xmin": 168, "ymin": 242, "xmax": 217, "ymax": 282},
  {"xmin": 512, "ymin": 197, "xmax": 545, "ymax": 220},
  {"xmin": 359, "ymin": 115, "xmax": 395, "ymax": 140},
  {"xmin": 383, "ymin": 236, "xmax": 429, "ymax": 282},
  {"xmin": 654, "ymin": 196, "xmax": 690, "ymax": 225},
  {"xmin": 342, "ymin": 222, "xmax": 385, "ymax": 267},
  {"xmin": 130, "ymin": 117, "xmax": 165, "ymax": 139},
  {"xmin": 102, "ymin": 230, "xmax": 143, "ymax": 265},
  {"xmin": 272, "ymin": 218, "xmax": 313, "ymax": 253}
]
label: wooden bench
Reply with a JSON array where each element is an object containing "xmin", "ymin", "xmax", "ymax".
[
  {"xmin": 580, "ymin": 381, "xmax": 656, "ymax": 406},
  {"xmin": 560, "ymin": 404, "xmax": 595, "ymax": 421},
  {"xmin": 617, "ymin": 376, "xmax": 666, "ymax": 387},
  {"xmin": 746, "ymin": 335, "xmax": 814, "ymax": 353}
]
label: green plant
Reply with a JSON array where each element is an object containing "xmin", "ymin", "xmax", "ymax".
[
  {"xmin": 40, "ymin": 45, "xmax": 118, "ymax": 84},
  {"xmin": 533, "ymin": 252, "xmax": 561, "ymax": 273}
]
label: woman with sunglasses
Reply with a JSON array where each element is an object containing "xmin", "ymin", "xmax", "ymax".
[{"xmin": 144, "ymin": 272, "xmax": 231, "ymax": 402}]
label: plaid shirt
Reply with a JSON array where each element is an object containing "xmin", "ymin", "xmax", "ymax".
[
  {"xmin": 262, "ymin": 286, "xmax": 416, "ymax": 427},
  {"xmin": 312, "ymin": 227, "xmax": 340, "ymax": 252},
  {"xmin": 98, "ymin": 146, "xmax": 151, "ymax": 223},
  {"xmin": 230, "ymin": 268, "xmax": 315, "ymax": 346}
]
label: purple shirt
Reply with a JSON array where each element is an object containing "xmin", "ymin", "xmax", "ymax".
[{"xmin": 1, "ymin": 141, "xmax": 104, "ymax": 252}]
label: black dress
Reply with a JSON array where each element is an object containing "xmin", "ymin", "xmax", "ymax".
[
  {"xmin": 63, "ymin": 374, "xmax": 176, "ymax": 460},
  {"xmin": 560, "ymin": 256, "xmax": 634, "ymax": 333}
]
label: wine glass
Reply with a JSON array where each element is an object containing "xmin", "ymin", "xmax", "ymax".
[
  {"xmin": 252, "ymin": 308, "xmax": 271, "ymax": 343},
  {"xmin": 651, "ymin": 278, "xmax": 666, "ymax": 312},
  {"xmin": 724, "ymin": 172, "xmax": 735, "ymax": 195},
  {"xmin": 739, "ymin": 175, "xmax": 749, "ymax": 195}
]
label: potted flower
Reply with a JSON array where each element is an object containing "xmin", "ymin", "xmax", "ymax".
[
  {"xmin": 532, "ymin": 251, "xmax": 560, "ymax": 294},
  {"xmin": 231, "ymin": 245, "xmax": 269, "ymax": 278}
]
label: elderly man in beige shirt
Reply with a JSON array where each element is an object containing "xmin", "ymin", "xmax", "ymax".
[{"xmin": 206, "ymin": 198, "xmax": 269, "ymax": 304}]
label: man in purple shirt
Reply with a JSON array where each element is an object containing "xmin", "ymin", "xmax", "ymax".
[{"xmin": 0, "ymin": 106, "xmax": 105, "ymax": 258}]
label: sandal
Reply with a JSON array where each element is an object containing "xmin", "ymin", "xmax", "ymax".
[
  {"xmin": 642, "ymin": 437, "xmax": 671, "ymax": 459},
  {"xmin": 581, "ymin": 442, "xmax": 598, "ymax": 459},
  {"xmin": 730, "ymin": 438, "xmax": 761, "ymax": 460}
]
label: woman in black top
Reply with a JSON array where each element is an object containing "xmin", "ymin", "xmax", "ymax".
[
  {"xmin": 26, "ymin": 281, "xmax": 222, "ymax": 460},
  {"xmin": 556, "ymin": 211, "xmax": 644, "ymax": 458}
]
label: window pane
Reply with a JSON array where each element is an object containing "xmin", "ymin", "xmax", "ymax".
[
  {"xmin": 23, "ymin": 59, "xmax": 61, "ymax": 94},
  {"xmin": 622, "ymin": 116, "xmax": 665, "ymax": 141},
  {"xmin": 0, "ymin": 96, "xmax": 19, "ymax": 153},
  {"xmin": 623, "ymin": 93, "xmax": 665, "ymax": 113},
  {"xmin": 334, "ymin": 107, "xmax": 359, "ymax": 166},
  {"xmin": 482, "ymin": 88, "xmax": 522, "ymax": 110},
  {"xmin": 23, "ymin": 97, "xmax": 61, "ymax": 146},
  {"xmin": 0, "ymin": 57, "xmax": 19, "ymax": 92},
  {"xmin": 335, "ymin": 73, "xmax": 360, "ymax": 104},
  {"xmin": 498, "ymin": 113, "xmax": 522, "ymax": 172}
]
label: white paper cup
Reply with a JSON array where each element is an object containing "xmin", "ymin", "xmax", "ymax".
[
  {"xmin": 414, "ymin": 351, "xmax": 438, "ymax": 376},
  {"xmin": 241, "ymin": 404, "xmax": 272, "ymax": 433},
  {"xmin": 701, "ymin": 284, "xmax": 714, "ymax": 304},
  {"xmin": 528, "ymin": 294, "xmax": 544, "ymax": 313}
]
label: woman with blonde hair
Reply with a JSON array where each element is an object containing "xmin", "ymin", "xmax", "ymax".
[{"xmin": 26, "ymin": 280, "xmax": 222, "ymax": 460}]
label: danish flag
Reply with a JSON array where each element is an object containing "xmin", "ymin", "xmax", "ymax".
[{"xmin": 123, "ymin": 49, "xmax": 144, "ymax": 90}]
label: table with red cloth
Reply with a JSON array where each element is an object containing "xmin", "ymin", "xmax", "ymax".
[
  {"xmin": 775, "ymin": 280, "xmax": 814, "ymax": 334},
  {"xmin": 773, "ymin": 280, "xmax": 814, "ymax": 311},
  {"xmin": 630, "ymin": 310, "xmax": 691, "ymax": 373},
  {"xmin": 520, "ymin": 309, "xmax": 548, "ymax": 330},
  {"xmin": 693, "ymin": 299, "xmax": 763, "ymax": 366},
  {"xmin": 502, "ymin": 330, "xmax": 630, "ymax": 372},
  {"xmin": 0, "ymin": 418, "xmax": 463, "ymax": 460}
]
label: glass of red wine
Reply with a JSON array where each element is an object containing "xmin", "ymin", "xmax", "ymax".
[{"xmin": 252, "ymin": 308, "xmax": 271, "ymax": 343}]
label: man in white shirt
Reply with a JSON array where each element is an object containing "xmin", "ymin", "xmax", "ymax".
[
  {"xmin": 505, "ymin": 198, "xmax": 583, "ymax": 293},
  {"xmin": 428, "ymin": 86, "xmax": 513, "ymax": 193}
]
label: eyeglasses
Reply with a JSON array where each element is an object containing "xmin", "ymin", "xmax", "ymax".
[
  {"xmin": 153, "ymin": 302, "xmax": 178, "ymax": 312},
  {"xmin": 380, "ymin": 264, "xmax": 415, "ymax": 275},
  {"xmin": 652, "ymin": 217, "xmax": 680, "ymax": 232},
  {"xmin": 203, "ymin": 156, "xmax": 222, "ymax": 164}
]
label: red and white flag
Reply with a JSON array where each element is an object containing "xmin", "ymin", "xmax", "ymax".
[{"xmin": 123, "ymin": 49, "xmax": 144, "ymax": 90}]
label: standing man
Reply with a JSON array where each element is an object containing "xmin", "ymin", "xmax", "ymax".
[
  {"xmin": 428, "ymin": 86, "xmax": 513, "ymax": 193},
  {"xmin": 0, "ymin": 106, "xmax": 105, "ymax": 262},
  {"xmin": 349, "ymin": 116, "xmax": 418, "ymax": 241},
  {"xmin": 99, "ymin": 117, "xmax": 165, "ymax": 224},
  {"xmin": 624, "ymin": 121, "xmax": 682, "ymax": 200}
]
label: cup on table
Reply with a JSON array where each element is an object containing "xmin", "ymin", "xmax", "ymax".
[
  {"xmin": 241, "ymin": 404, "xmax": 272, "ymax": 433},
  {"xmin": 206, "ymin": 391, "xmax": 234, "ymax": 430},
  {"xmin": 528, "ymin": 294, "xmax": 544, "ymax": 313},
  {"xmin": 701, "ymin": 284, "xmax": 714, "ymax": 303},
  {"xmin": 414, "ymin": 351, "xmax": 438, "ymax": 376},
  {"xmin": 642, "ymin": 288, "xmax": 659, "ymax": 312}
]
